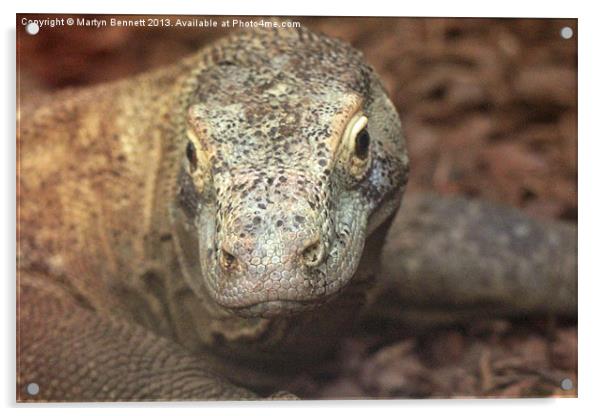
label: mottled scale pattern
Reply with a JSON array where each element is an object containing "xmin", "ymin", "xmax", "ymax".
[
  {"xmin": 18, "ymin": 25, "xmax": 408, "ymax": 401},
  {"xmin": 176, "ymin": 27, "xmax": 408, "ymax": 316},
  {"xmin": 18, "ymin": 282, "xmax": 257, "ymax": 401}
]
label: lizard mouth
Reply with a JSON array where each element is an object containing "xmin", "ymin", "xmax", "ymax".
[{"xmin": 227, "ymin": 297, "xmax": 334, "ymax": 318}]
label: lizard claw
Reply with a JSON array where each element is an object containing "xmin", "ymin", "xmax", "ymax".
[{"xmin": 266, "ymin": 391, "xmax": 299, "ymax": 400}]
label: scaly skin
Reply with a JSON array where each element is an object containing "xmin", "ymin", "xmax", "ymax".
[{"xmin": 17, "ymin": 26, "xmax": 576, "ymax": 401}]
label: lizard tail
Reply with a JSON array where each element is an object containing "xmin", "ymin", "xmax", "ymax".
[{"xmin": 379, "ymin": 192, "xmax": 576, "ymax": 322}]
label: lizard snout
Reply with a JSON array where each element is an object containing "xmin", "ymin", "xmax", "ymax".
[
  {"xmin": 210, "ymin": 207, "xmax": 336, "ymax": 316},
  {"xmin": 217, "ymin": 227, "xmax": 327, "ymax": 274}
]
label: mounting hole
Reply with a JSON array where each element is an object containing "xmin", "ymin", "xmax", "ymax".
[
  {"xmin": 25, "ymin": 22, "xmax": 39, "ymax": 36},
  {"xmin": 560, "ymin": 378, "xmax": 573, "ymax": 391},
  {"xmin": 560, "ymin": 26, "xmax": 573, "ymax": 40},
  {"xmin": 26, "ymin": 382, "xmax": 40, "ymax": 396}
]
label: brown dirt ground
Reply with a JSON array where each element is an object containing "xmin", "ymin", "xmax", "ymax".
[{"xmin": 17, "ymin": 15, "xmax": 577, "ymax": 399}]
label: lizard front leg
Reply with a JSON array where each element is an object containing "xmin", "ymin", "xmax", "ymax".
[
  {"xmin": 371, "ymin": 192, "xmax": 576, "ymax": 325},
  {"xmin": 17, "ymin": 277, "xmax": 268, "ymax": 402}
]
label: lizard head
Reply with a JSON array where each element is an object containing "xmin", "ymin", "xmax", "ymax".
[{"xmin": 171, "ymin": 27, "xmax": 409, "ymax": 318}]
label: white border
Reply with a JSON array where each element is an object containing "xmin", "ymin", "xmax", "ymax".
[
  {"xmin": 6, "ymin": 0, "xmax": 584, "ymax": 17},
  {"xmin": 3, "ymin": 0, "xmax": 601, "ymax": 415}
]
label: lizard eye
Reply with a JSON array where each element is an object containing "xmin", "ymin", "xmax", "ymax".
[
  {"xmin": 340, "ymin": 113, "xmax": 371, "ymax": 181},
  {"xmin": 347, "ymin": 114, "xmax": 369, "ymax": 161},
  {"xmin": 186, "ymin": 141, "xmax": 197, "ymax": 171},
  {"xmin": 354, "ymin": 127, "xmax": 370, "ymax": 160}
]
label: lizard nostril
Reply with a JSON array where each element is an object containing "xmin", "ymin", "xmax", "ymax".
[
  {"xmin": 301, "ymin": 238, "xmax": 324, "ymax": 267},
  {"xmin": 219, "ymin": 247, "xmax": 238, "ymax": 271}
]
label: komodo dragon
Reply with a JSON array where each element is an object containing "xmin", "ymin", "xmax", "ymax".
[{"xmin": 17, "ymin": 25, "xmax": 577, "ymax": 401}]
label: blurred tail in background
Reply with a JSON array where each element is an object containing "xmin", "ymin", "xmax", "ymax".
[{"xmin": 372, "ymin": 192, "xmax": 576, "ymax": 326}]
